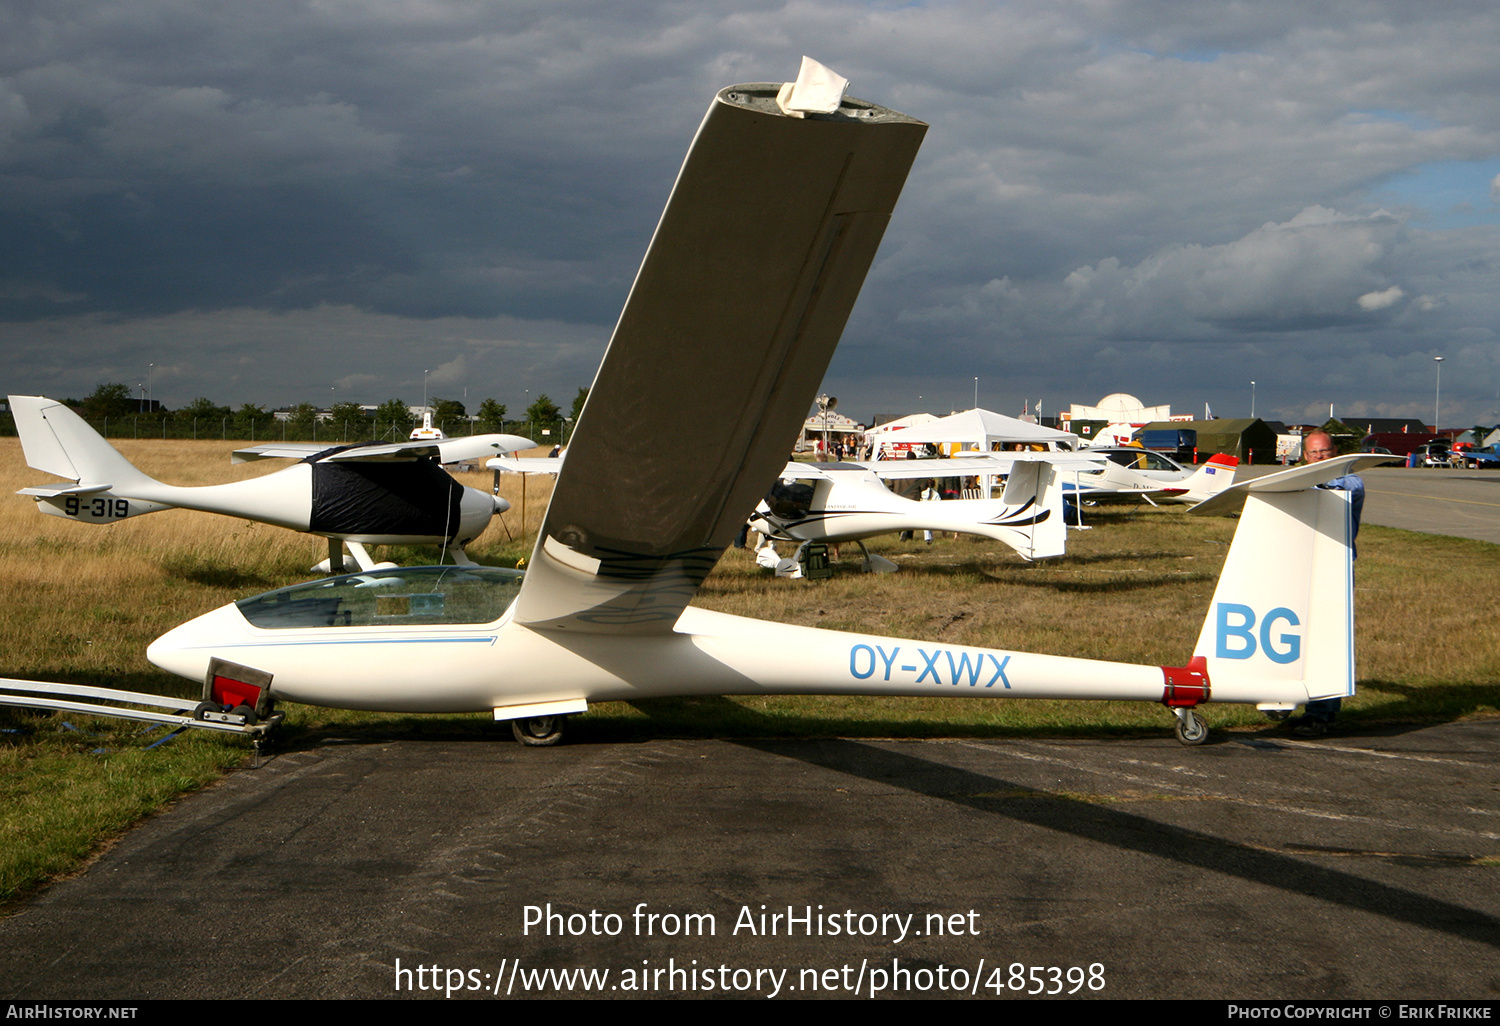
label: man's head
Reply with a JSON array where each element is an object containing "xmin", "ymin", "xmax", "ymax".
[{"xmin": 1303, "ymin": 431, "xmax": 1337, "ymax": 463}]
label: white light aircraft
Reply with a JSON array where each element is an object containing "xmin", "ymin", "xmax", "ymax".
[
  {"xmin": 1067, "ymin": 448, "xmax": 1238, "ymax": 505},
  {"xmin": 11, "ymin": 395, "xmax": 534, "ymax": 572},
  {"xmin": 752, "ymin": 457, "xmax": 1067, "ymax": 568},
  {"xmin": 739, "ymin": 448, "xmax": 1237, "ymax": 567},
  {"xmin": 491, "ymin": 451, "xmax": 1071, "ymax": 568},
  {"xmin": 144, "ymin": 61, "xmax": 1378, "ymax": 747}
]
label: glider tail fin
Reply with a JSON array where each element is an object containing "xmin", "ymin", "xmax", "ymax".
[
  {"xmin": 1189, "ymin": 486, "xmax": 1355, "ymax": 707},
  {"xmin": 1176, "ymin": 453, "xmax": 1239, "ymax": 503}
]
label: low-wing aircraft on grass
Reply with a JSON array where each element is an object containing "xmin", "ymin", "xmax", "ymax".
[
  {"xmin": 751, "ymin": 457, "xmax": 1067, "ymax": 569},
  {"xmin": 11, "ymin": 395, "xmax": 533, "ymax": 572},
  {"xmin": 143, "ymin": 60, "xmax": 1378, "ymax": 748},
  {"xmin": 491, "ymin": 451, "xmax": 1071, "ymax": 569},
  {"xmin": 1070, "ymin": 448, "xmax": 1239, "ymax": 505},
  {"xmin": 740, "ymin": 448, "xmax": 1237, "ymax": 568}
]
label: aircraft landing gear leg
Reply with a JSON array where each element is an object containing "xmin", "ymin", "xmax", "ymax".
[
  {"xmin": 327, "ymin": 538, "xmax": 346, "ymax": 575},
  {"xmin": 855, "ymin": 540, "xmax": 898, "ymax": 574},
  {"xmin": 1171, "ymin": 706, "xmax": 1209, "ymax": 746},
  {"xmin": 512, "ymin": 715, "xmax": 567, "ymax": 747}
]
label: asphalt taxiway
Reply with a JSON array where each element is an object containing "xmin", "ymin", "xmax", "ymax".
[
  {"xmin": 1239, "ymin": 465, "xmax": 1500, "ymax": 545},
  {"xmin": 1359, "ymin": 467, "xmax": 1500, "ymax": 545},
  {"xmin": 2, "ymin": 720, "xmax": 1496, "ymax": 999}
]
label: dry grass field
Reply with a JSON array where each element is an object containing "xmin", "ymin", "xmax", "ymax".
[{"xmin": 1, "ymin": 437, "xmax": 1497, "ymax": 903}]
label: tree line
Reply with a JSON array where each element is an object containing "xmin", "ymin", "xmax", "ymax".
[{"xmin": 0, "ymin": 383, "xmax": 591, "ymax": 444}]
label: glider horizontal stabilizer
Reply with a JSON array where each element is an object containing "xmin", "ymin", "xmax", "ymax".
[{"xmin": 1188, "ymin": 454, "xmax": 1390, "ymax": 517}]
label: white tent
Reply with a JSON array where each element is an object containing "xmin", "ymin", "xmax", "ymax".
[
  {"xmin": 865, "ymin": 412, "xmax": 939, "ymax": 437},
  {"xmin": 876, "ymin": 408, "xmax": 1078, "ymax": 451}
]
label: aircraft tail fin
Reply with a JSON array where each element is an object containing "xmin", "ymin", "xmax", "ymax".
[
  {"xmin": 1176, "ymin": 453, "xmax": 1239, "ymax": 503},
  {"xmin": 998, "ymin": 459, "xmax": 1066, "ymax": 559},
  {"xmin": 1189, "ymin": 482, "xmax": 1356, "ymax": 706},
  {"xmin": 10, "ymin": 395, "xmax": 158, "ymax": 491}
]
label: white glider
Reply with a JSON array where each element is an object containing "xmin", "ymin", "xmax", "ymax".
[{"xmin": 147, "ymin": 64, "xmax": 1372, "ymax": 747}]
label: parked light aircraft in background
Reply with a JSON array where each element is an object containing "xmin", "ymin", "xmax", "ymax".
[
  {"xmin": 752, "ymin": 457, "xmax": 1066, "ymax": 568},
  {"xmin": 491, "ymin": 447, "xmax": 1234, "ymax": 570},
  {"xmin": 144, "ymin": 61, "xmax": 1377, "ymax": 748},
  {"xmin": 491, "ymin": 452, "xmax": 1069, "ymax": 568},
  {"xmin": 1065, "ymin": 450, "xmax": 1239, "ymax": 506},
  {"xmin": 11, "ymin": 395, "xmax": 533, "ymax": 572}
]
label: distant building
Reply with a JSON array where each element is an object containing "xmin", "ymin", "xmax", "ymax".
[
  {"xmin": 801, "ymin": 409, "xmax": 865, "ymax": 453},
  {"xmin": 1060, "ymin": 393, "xmax": 1187, "ymax": 441},
  {"xmin": 1141, "ymin": 418, "xmax": 1279, "ymax": 464},
  {"xmin": 1341, "ymin": 417, "xmax": 1428, "ymax": 436},
  {"xmin": 1066, "ymin": 393, "xmax": 1172, "ymax": 425}
]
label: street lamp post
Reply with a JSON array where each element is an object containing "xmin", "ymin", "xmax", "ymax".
[
  {"xmin": 817, "ymin": 393, "xmax": 837, "ymax": 457},
  {"xmin": 1434, "ymin": 356, "xmax": 1445, "ymax": 434},
  {"xmin": 1250, "ymin": 380, "xmax": 1256, "ymax": 418}
]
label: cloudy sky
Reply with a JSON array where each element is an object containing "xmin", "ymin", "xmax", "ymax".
[{"xmin": 3, "ymin": 0, "xmax": 1499, "ymax": 428}]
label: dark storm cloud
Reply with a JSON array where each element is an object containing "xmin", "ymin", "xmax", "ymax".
[{"xmin": 1, "ymin": 1, "xmax": 1498, "ymax": 424}]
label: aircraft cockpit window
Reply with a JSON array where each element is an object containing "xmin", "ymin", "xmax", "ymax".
[
  {"xmin": 1104, "ymin": 450, "xmax": 1149, "ymax": 471},
  {"xmin": 766, "ymin": 479, "xmax": 816, "ymax": 519},
  {"xmin": 236, "ymin": 566, "xmax": 525, "ymax": 629}
]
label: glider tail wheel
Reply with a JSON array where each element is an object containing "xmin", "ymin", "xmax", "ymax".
[
  {"xmin": 1172, "ymin": 708, "xmax": 1209, "ymax": 746},
  {"xmin": 512, "ymin": 714, "xmax": 567, "ymax": 747}
]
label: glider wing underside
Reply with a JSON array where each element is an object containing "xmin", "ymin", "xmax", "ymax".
[{"xmin": 511, "ymin": 82, "xmax": 926, "ymax": 634}]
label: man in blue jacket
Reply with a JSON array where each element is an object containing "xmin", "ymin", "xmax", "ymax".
[{"xmin": 1288, "ymin": 430, "xmax": 1364, "ymax": 737}]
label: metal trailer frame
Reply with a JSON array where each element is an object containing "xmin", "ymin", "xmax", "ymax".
[{"xmin": 0, "ymin": 676, "xmax": 282, "ymax": 738}]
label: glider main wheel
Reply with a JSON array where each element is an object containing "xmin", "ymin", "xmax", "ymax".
[
  {"xmin": 1173, "ymin": 709, "xmax": 1209, "ymax": 746},
  {"xmin": 512, "ymin": 715, "xmax": 567, "ymax": 747}
]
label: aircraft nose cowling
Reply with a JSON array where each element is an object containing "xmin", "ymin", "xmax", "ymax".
[
  {"xmin": 456, "ymin": 485, "xmax": 501, "ymax": 540},
  {"xmin": 147, "ymin": 602, "xmax": 250, "ymax": 683}
]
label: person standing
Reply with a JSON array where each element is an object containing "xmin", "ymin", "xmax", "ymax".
[{"xmin": 1287, "ymin": 430, "xmax": 1363, "ymax": 738}]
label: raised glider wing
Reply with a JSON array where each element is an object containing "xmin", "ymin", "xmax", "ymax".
[
  {"xmin": 11, "ymin": 395, "xmax": 533, "ymax": 572},
  {"xmin": 147, "ymin": 60, "xmax": 1366, "ymax": 747}
]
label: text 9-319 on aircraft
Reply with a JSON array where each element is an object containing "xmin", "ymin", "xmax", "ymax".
[
  {"xmin": 146, "ymin": 58, "xmax": 1381, "ymax": 746},
  {"xmin": 10, "ymin": 396, "xmax": 534, "ymax": 572}
]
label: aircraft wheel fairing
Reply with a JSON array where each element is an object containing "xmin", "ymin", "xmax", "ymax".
[
  {"xmin": 512, "ymin": 715, "xmax": 566, "ymax": 747},
  {"xmin": 1173, "ymin": 709, "xmax": 1209, "ymax": 746}
]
